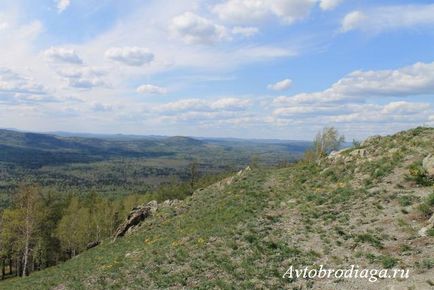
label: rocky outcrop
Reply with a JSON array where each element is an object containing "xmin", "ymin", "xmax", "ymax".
[
  {"xmin": 327, "ymin": 148, "xmax": 368, "ymax": 163},
  {"xmin": 418, "ymin": 213, "xmax": 434, "ymax": 237},
  {"xmin": 422, "ymin": 154, "xmax": 434, "ymax": 177},
  {"xmin": 113, "ymin": 201, "xmax": 158, "ymax": 239},
  {"xmin": 349, "ymin": 148, "xmax": 368, "ymax": 158},
  {"xmin": 214, "ymin": 166, "xmax": 251, "ymax": 189},
  {"xmin": 86, "ymin": 240, "xmax": 100, "ymax": 250}
]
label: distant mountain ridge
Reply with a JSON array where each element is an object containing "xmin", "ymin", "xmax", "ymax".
[{"xmin": 0, "ymin": 129, "xmax": 311, "ymax": 168}]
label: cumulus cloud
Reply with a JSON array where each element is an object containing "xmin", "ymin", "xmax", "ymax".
[
  {"xmin": 210, "ymin": 97, "xmax": 251, "ymax": 110},
  {"xmin": 0, "ymin": 67, "xmax": 55, "ymax": 105},
  {"xmin": 319, "ymin": 0, "xmax": 343, "ymax": 11},
  {"xmin": 212, "ymin": 0, "xmax": 319, "ymax": 25},
  {"xmin": 271, "ymin": 101, "xmax": 432, "ymax": 129},
  {"xmin": 170, "ymin": 12, "xmax": 229, "ymax": 44},
  {"xmin": 381, "ymin": 101, "xmax": 431, "ymax": 114},
  {"xmin": 105, "ymin": 47, "xmax": 154, "ymax": 66},
  {"xmin": 158, "ymin": 97, "xmax": 251, "ymax": 113},
  {"xmin": 231, "ymin": 26, "xmax": 259, "ymax": 37},
  {"xmin": 268, "ymin": 78, "xmax": 292, "ymax": 91},
  {"xmin": 341, "ymin": 4, "xmax": 434, "ymax": 33},
  {"xmin": 136, "ymin": 84, "xmax": 168, "ymax": 95},
  {"xmin": 273, "ymin": 61, "xmax": 434, "ymax": 105},
  {"xmin": 0, "ymin": 68, "xmax": 46, "ymax": 96},
  {"xmin": 57, "ymin": 0, "xmax": 71, "ymax": 13},
  {"xmin": 57, "ymin": 67, "xmax": 106, "ymax": 89},
  {"xmin": 341, "ymin": 11, "xmax": 365, "ymax": 33},
  {"xmin": 44, "ymin": 47, "xmax": 83, "ymax": 64},
  {"xmin": 268, "ymin": 61, "xmax": 434, "ymax": 133}
]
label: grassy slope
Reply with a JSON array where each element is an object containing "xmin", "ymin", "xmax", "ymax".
[{"xmin": 2, "ymin": 127, "xmax": 434, "ymax": 289}]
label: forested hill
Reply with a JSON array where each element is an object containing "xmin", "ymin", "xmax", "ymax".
[
  {"xmin": 0, "ymin": 129, "xmax": 192, "ymax": 167},
  {"xmin": 0, "ymin": 129, "xmax": 309, "ymax": 168},
  {"xmin": 0, "ymin": 129, "xmax": 311, "ymax": 208}
]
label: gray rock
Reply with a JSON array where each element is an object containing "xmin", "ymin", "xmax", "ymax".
[
  {"xmin": 349, "ymin": 148, "xmax": 368, "ymax": 158},
  {"xmin": 86, "ymin": 240, "xmax": 100, "ymax": 250},
  {"xmin": 422, "ymin": 154, "xmax": 434, "ymax": 177},
  {"xmin": 418, "ymin": 213, "xmax": 434, "ymax": 237},
  {"xmin": 113, "ymin": 201, "xmax": 157, "ymax": 239}
]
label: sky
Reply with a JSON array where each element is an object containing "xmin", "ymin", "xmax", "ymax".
[{"xmin": 0, "ymin": 0, "xmax": 433, "ymax": 140}]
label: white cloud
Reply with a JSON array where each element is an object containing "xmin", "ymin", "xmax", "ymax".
[
  {"xmin": 210, "ymin": 97, "xmax": 251, "ymax": 110},
  {"xmin": 170, "ymin": 12, "xmax": 229, "ymax": 44},
  {"xmin": 44, "ymin": 47, "xmax": 83, "ymax": 64},
  {"xmin": 319, "ymin": 0, "xmax": 343, "ymax": 11},
  {"xmin": 0, "ymin": 67, "xmax": 46, "ymax": 96},
  {"xmin": 0, "ymin": 67, "xmax": 54, "ymax": 105},
  {"xmin": 0, "ymin": 22, "xmax": 9, "ymax": 31},
  {"xmin": 381, "ymin": 101, "xmax": 430, "ymax": 114},
  {"xmin": 57, "ymin": 0, "xmax": 71, "ymax": 13},
  {"xmin": 57, "ymin": 67, "xmax": 106, "ymax": 89},
  {"xmin": 268, "ymin": 78, "xmax": 292, "ymax": 91},
  {"xmin": 341, "ymin": 11, "xmax": 365, "ymax": 33},
  {"xmin": 136, "ymin": 84, "xmax": 168, "ymax": 95},
  {"xmin": 158, "ymin": 97, "xmax": 251, "ymax": 113},
  {"xmin": 212, "ymin": 0, "xmax": 269, "ymax": 24},
  {"xmin": 268, "ymin": 62, "xmax": 434, "ymax": 134},
  {"xmin": 105, "ymin": 47, "xmax": 154, "ymax": 66},
  {"xmin": 271, "ymin": 0, "xmax": 317, "ymax": 24},
  {"xmin": 271, "ymin": 101, "xmax": 433, "ymax": 129},
  {"xmin": 159, "ymin": 99, "xmax": 206, "ymax": 112},
  {"xmin": 341, "ymin": 4, "xmax": 434, "ymax": 33},
  {"xmin": 213, "ymin": 0, "xmax": 318, "ymax": 25},
  {"xmin": 91, "ymin": 102, "xmax": 112, "ymax": 112},
  {"xmin": 231, "ymin": 26, "xmax": 259, "ymax": 37},
  {"xmin": 274, "ymin": 61, "xmax": 434, "ymax": 105}
]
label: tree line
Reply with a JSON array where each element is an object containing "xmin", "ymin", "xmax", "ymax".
[{"xmin": 0, "ymin": 167, "xmax": 233, "ymax": 280}]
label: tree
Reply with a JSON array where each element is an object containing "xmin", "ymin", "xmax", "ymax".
[
  {"xmin": 189, "ymin": 161, "xmax": 198, "ymax": 193},
  {"xmin": 313, "ymin": 127, "xmax": 345, "ymax": 158},
  {"xmin": 13, "ymin": 185, "xmax": 46, "ymax": 276},
  {"xmin": 55, "ymin": 197, "xmax": 91, "ymax": 257}
]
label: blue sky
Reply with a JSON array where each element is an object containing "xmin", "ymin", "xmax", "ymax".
[{"xmin": 0, "ymin": 0, "xmax": 433, "ymax": 140}]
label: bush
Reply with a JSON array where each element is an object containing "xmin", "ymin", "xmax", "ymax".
[
  {"xmin": 355, "ymin": 233, "xmax": 383, "ymax": 249},
  {"xmin": 398, "ymin": 195, "xmax": 413, "ymax": 207},
  {"xmin": 408, "ymin": 163, "xmax": 434, "ymax": 186},
  {"xmin": 418, "ymin": 192, "xmax": 434, "ymax": 218},
  {"xmin": 382, "ymin": 256, "xmax": 398, "ymax": 269}
]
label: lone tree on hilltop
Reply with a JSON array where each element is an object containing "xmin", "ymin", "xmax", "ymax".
[{"xmin": 313, "ymin": 127, "xmax": 345, "ymax": 157}]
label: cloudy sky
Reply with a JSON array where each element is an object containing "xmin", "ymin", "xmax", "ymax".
[{"xmin": 0, "ymin": 0, "xmax": 433, "ymax": 140}]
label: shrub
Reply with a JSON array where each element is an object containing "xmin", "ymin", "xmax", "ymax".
[
  {"xmin": 355, "ymin": 233, "xmax": 383, "ymax": 249},
  {"xmin": 418, "ymin": 192, "xmax": 434, "ymax": 218},
  {"xmin": 382, "ymin": 256, "xmax": 398, "ymax": 269},
  {"xmin": 408, "ymin": 163, "xmax": 434, "ymax": 186},
  {"xmin": 398, "ymin": 195, "xmax": 414, "ymax": 206}
]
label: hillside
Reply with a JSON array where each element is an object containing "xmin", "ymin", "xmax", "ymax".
[{"xmin": 1, "ymin": 127, "xmax": 433, "ymax": 289}]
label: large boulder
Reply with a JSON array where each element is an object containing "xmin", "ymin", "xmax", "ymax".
[
  {"xmin": 113, "ymin": 201, "xmax": 158, "ymax": 239},
  {"xmin": 422, "ymin": 154, "xmax": 434, "ymax": 177}
]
